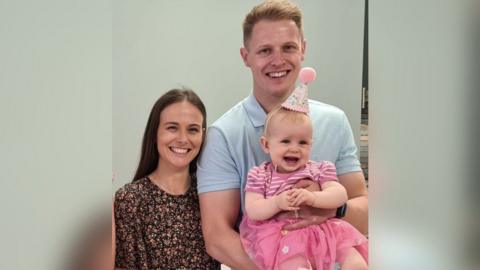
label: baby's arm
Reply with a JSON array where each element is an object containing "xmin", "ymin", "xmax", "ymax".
[
  {"xmin": 245, "ymin": 191, "xmax": 300, "ymax": 221},
  {"xmin": 290, "ymin": 180, "xmax": 347, "ymax": 209}
]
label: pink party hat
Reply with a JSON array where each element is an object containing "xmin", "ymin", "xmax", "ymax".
[{"xmin": 281, "ymin": 67, "xmax": 316, "ymax": 113}]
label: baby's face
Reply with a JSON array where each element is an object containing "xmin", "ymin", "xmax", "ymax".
[{"xmin": 265, "ymin": 116, "xmax": 312, "ymax": 173}]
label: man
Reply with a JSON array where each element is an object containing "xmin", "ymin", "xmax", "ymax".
[{"xmin": 197, "ymin": 0, "xmax": 368, "ymax": 268}]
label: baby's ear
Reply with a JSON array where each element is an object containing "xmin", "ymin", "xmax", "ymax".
[{"xmin": 260, "ymin": 136, "xmax": 269, "ymax": 154}]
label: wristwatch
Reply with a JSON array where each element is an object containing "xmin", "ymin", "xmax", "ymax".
[{"xmin": 335, "ymin": 203, "xmax": 347, "ymax": 218}]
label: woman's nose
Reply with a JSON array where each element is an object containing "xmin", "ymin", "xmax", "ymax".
[{"xmin": 176, "ymin": 130, "xmax": 188, "ymax": 143}]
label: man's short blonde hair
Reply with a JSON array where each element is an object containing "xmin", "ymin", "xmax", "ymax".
[{"xmin": 242, "ymin": 0, "xmax": 304, "ymax": 46}]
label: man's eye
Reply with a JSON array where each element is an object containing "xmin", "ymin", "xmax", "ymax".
[
  {"xmin": 258, "ymin": 48, "xmax": 270, "ymax": 55},
  {"xmin": 284, "ymin": 45, "xmax": 298, "ymax": 52}
]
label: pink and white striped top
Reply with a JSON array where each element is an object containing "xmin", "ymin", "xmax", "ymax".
[{"xmin": 245, "ymin": 160, "xmax": 338, "ymax": 198}]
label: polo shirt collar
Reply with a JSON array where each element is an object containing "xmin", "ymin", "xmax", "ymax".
[{"xmin": 244, "ymin": 93, "xmax": 267, "ymax": 128}]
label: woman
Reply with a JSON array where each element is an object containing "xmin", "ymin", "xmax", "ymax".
[{"xmin": 113, "ymin": 88, "xmax": 219, "ymax": 269}]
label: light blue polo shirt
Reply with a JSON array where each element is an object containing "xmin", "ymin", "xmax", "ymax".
[{"xmin": 197, "ymin": 93, "xmax": 361, "ymax": 212}]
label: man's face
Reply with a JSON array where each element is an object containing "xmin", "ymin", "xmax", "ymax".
[{"xmin": 241, "ymin": 19, "xmax": 305, "ymax": 103}]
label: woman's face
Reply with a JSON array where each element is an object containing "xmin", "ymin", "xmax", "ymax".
[{"xmin": 156, "ymin": 100, "xmax": 204, "ymax": 171}]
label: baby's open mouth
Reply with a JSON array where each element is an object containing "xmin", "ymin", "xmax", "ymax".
[{"xmin": 283, "ymin": 156, "xmax": 299, "ymax": 163}]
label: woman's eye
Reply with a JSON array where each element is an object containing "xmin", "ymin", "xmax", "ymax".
[
  {"xmin": 188, "ymin": 128, "xmax": 200, "ymax": 133},
  {"xmin": 167, "ymin": 126, "xmax": 177, "ymax": 131}
]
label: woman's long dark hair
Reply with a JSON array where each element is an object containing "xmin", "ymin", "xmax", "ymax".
[{"xmin": 132, "ymin": 88, "xmax": 207, "ymax": 181}]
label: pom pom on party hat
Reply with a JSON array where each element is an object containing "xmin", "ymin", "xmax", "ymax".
[{"xmin": 281, "ymin": 67, "xmax": 316, "ymax": 113}]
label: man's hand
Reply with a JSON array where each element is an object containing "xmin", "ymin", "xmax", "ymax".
[
  {"xmin": 282, "ymin": 206, "xmax": 335, "ymax": 231},
  {"xmin": 294, "ymin": 179, "xmax": 320, "ymax": 191}
]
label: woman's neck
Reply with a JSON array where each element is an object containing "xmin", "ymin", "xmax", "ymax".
[{"xmin": 148, "ymin": 163, "xmax": 191, "ymax": 195}]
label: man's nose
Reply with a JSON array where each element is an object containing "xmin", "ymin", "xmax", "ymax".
[{"xmin": 271, "ymin": 51, "xmax": 285, "ymax": 66}]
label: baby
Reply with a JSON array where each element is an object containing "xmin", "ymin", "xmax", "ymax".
[{"xmin": 240, "ymin": 69, "xmax": 368, "ymax": 270}]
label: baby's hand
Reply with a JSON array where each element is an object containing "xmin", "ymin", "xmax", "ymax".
[
  {"xmin": 275, "ymin": 190, "xmax": 300, "ymax": 211},
  {"xmin": 289, "ymin": 188, "xmax": 316, "ymax": 207}
]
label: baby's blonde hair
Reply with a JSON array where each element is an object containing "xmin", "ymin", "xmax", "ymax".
[{"xmin": 264, "ymin": 106, "xmax": 311, "ymax": 137}]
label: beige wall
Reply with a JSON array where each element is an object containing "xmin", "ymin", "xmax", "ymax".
[{"xmin": 113, "ymin": 0, "xmax": 365, "ymax": 190}]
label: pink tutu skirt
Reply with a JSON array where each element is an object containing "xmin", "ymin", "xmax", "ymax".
[{"xmin": 239, "ymin": 216, "xmax": 368, "ymax": 270}]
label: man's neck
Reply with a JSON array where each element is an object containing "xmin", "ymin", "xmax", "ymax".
[{"xmin": 253, "ymin": 90, "xmax": 293, "ymax": 113}]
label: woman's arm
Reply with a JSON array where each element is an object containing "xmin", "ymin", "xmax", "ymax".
[
  {"xmin": 245, "ymin": 191, "xmax": 299, "ymax": 221},
  {"xmin": 111, "ymin": 207, "xmax": 115, "ymax": 270}
]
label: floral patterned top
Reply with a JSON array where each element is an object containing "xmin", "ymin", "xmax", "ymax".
[{"xmin": 114, "ymin": 177, "xmax": 219, "ymax": 270}]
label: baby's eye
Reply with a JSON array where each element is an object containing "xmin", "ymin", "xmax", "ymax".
[
  {"xmin": 280, "ymin": 139, "xmax": 290, "ymax": 144},
  {"xmin": 299, "ymin": 140, "xmax": 308, "ymax": 145}
]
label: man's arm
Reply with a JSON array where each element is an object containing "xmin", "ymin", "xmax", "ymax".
[
  {"xmin": 338, "ymin": 171, "xmax": 368, "ymax": 235},
  {"xmin": 199, "ymin": 189, "xmax": 259, "ymax": 270},
  {"xmin": 334, "ymin": 112, "xmax": 368, "ymax": 234}
]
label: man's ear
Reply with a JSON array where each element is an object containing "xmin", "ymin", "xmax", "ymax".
[
  {"xmin": 301, "ymin": 39, "xmax": 307, "ymax": 61},
  {"xmin": 260, "ymin": 135, "xmax": 269, "ymax": 154},
  {"xmin": 240, "ymin": 47, "xmax": 250, "ymax": 67}
]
